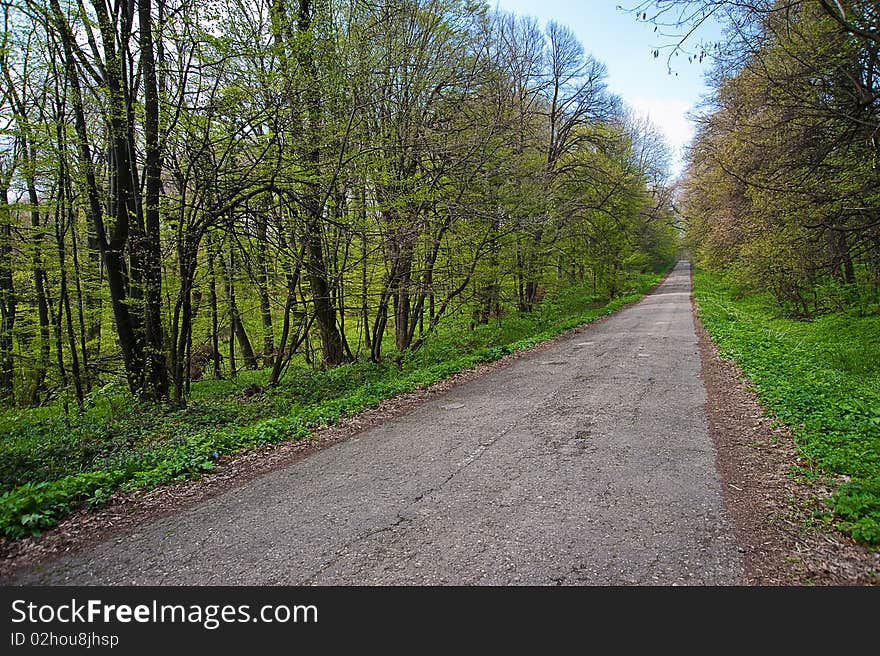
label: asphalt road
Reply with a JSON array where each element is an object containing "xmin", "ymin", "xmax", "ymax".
[{"xmin": 10, "ymin": 261, "xmax": 743, "ymax": 585}]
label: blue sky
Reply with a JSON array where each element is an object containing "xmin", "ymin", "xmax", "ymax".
[{"xmin": 492, "ymin": 0, "xmax": 718, "ymax": 178}]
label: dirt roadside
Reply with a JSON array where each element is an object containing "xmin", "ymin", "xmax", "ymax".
[
  {"xmin": 1, "ymin": 266, "xmax": 876, "ymax": 585},
  {"xmin": 694, "ymin": 297, "xmax": 879, "ymax": 585}
]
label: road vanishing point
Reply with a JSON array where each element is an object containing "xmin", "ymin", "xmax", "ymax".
[{"xmin": 10, "ymin": 261, "xmax": 743, "ymax": 585}]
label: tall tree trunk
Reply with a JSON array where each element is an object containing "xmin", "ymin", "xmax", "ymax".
[
  {"xmin": 392, "ymin": 239, "xmax": 415, "ymax": 352},
  {"xmin": 27, "ymin": 175, "xmax": 50, "ymax": 403},
  {"xmin": 172, "ymin": 233, "xmax": 199, "ymax": 402},
  {"xmin": 69, "ymin": 195, "xmax": 91, "ymax": 393},
  {"xmin": 838, "ymin": 232, "xmax": 855, "ymax": 284},
  {"xmin": 138, "ymin": 0, "xmax": 169, "ymax": 400},
  {"xmin": 233, "ymin": 315, "xmax": 258, "ymax": 370},
  {"xmin": 304, "ymin": 217, "xmax": 345, "ymax": 366},
  {"xmin": 95, "ymin": 0, "xmax": 147, "ymax": 391},
  {"xmin": 208, "ymin": 248, "xmax": 222, "ymax": 379},
  {"xmin": 255, "ymin": 212, "xmax": 275, "ymax": 366},
  {"xmin": 268, "ymin": 0, "xmax": 346, "ymax": 367},
  {"xmin": 221, "ymin": 243, "xmax": 258, "ymax": 370},
  {"xmin": 828, "ymin": 229, "xmax": 845, "ymax": 281},
  {"xmin": 361, "ymin": 228, "xmax": 371, "ymax": 358},
  {"xmin": 370, "ymin": 294, "xmax": 389, "ymax": 363},
  {"xmin": 55, "ymin": 175, "xmax": 84, "ymax": 406},
  {"xmin": 0, "ymin": 183, "xmax": 16, "ymax": 403},
  {"xmin": 46, "ymin": 271, "xmax": 68, "ymax": 414},
  {"xmin": 85, "ymin": 232, "xmax": 102, "ymax": 350},
  {"xmin": 298, "ymin": 0, "xmax": 347, "ymax": 367},
  {"xmin": 53, "ymin": 0, "xmax": 145, "ymax": 394}
]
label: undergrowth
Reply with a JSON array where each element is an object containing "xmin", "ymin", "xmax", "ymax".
[
  {"xmin": 693, "ymin": 270, "xmax": 880, "ymax": 546},
  {"xmin": 0, "ymin": 271, "xmax": 664, "ymax": 540}
]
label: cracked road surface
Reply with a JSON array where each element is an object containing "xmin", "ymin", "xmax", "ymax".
[{"xmin": 10, "ymin": 261, "xmax": 743, "ymax": 585}]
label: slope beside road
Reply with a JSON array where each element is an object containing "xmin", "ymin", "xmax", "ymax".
[{"xmin": 5, "ymin": 261, "xmax": 743, "ymax": 585}]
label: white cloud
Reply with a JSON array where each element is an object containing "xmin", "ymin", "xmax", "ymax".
[{"xmin": 628, "ymin": 98, "xmax": 696, "ymax": 178}]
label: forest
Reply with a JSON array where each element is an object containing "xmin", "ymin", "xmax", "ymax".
[
  {"xmin": 674, "ymin": 0, "xmax": 880, "ymax": 313},
  {"xmin": 0, "ymin": 0, "xmax": 676, "ymax": 538},
  {"xmin": 0, "ymin": 0, "xmax": 675, "ymax": 406}
]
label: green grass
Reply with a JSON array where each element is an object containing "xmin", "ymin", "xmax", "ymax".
[
  {"xmin": 693, "ymin": 270, "xmax": 880, "ymax": 545},
  {"xmin": 0, "ymin": 270, "xmax": 665, "ymax": 540}
]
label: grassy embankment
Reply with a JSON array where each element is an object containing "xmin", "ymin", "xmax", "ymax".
[
  {"xmin": 693, "ymin": 270, "xmax": 880, "ymax": 545},
  {"xmin": 0, "ymin": 270, "xmax": 666, "ymax": 540}
]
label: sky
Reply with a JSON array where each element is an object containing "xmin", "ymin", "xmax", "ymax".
[{"xmin": 492, "ymin": 0, "xmax": 718, "ymax": 179}]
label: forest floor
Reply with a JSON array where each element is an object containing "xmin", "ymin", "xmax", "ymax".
[{"xmin": 1, "ymin": 262, "xmax": 877, "ymax": 584}]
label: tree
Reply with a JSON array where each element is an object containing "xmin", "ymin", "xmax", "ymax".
[
  {"xmin": 0, "ymin": 0, "xmax": 678, "ymax": 409},
  {"xmin": 640, "ymin": 0, "xmax": 880, "ymax": 310}
]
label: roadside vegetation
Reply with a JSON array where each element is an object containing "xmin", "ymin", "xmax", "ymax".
[
  {"xmin": 0, "ymin": 271, "xmax": 668, "ymax": 540},
  {"xmin": 694, "ymin": 271, "xmax": 880, "ymax": 545}
]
